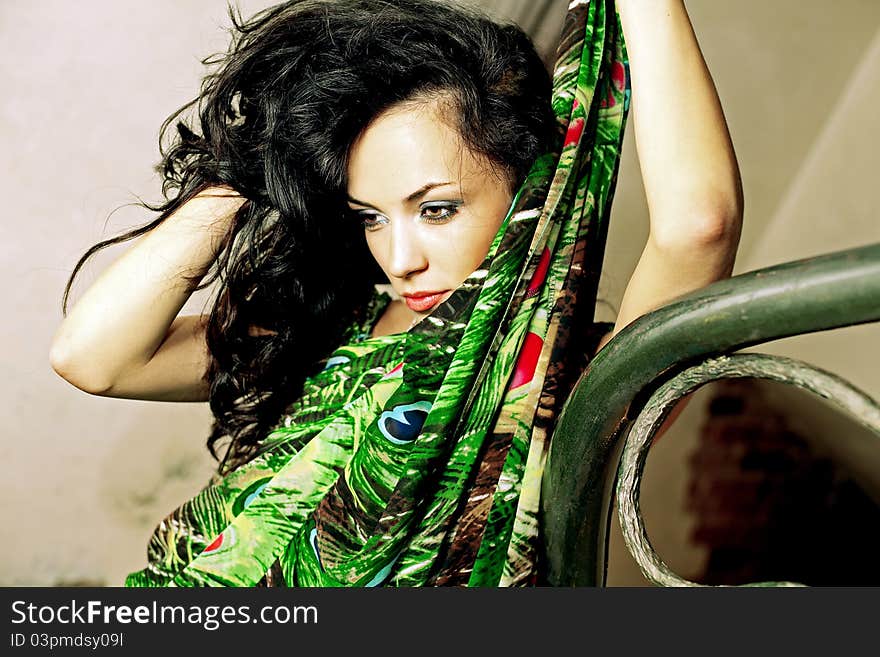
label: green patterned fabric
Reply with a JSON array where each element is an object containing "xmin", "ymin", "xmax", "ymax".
[{"xmin": 125, "ymin": 0, "xmax": 630, "ymax": 588}]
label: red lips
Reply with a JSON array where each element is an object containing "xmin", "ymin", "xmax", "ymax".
[{"xmin": 403, "ymin": 290, "xmax": 449, "ymax": 312}]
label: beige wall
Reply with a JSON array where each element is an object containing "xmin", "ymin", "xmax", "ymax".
[{"xmin": 3, "ymin": 1, "xmax": 878, "ymax": 586}]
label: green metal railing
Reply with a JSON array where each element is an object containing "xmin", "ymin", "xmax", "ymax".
[{"xmin": 541, "ymin": 241, "xmax": 880, "ymax": 586}]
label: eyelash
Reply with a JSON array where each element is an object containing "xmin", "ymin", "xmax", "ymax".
[
  {"xmin": 353, "ymin": 202, "xmax": 461, "ymax": 231},
  {"xmin": 421, "ymin": 203, "xmax": 460, "ymax": 222}
]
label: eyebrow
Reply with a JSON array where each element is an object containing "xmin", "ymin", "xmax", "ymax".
[{"xmin": 347, "ymin": 181, "xmax": 455, "ymax": 208}]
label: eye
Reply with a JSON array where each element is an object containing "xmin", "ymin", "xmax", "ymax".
[
  {"xmin": 351, "ymin": 210, "xmax": 388, "ymax": 231},
  {"xmin": 420, "ymin": 201, "xmax": 461, "ymax": 223}
]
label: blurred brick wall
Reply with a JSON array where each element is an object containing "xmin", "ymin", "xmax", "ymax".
[{"xmin": 685, "ymin": 379, "xmax": 880, "ymax": 586}]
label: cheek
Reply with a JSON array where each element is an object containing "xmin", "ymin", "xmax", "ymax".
[
  {"xmin": 469, "ymin": 205, "xmax": 507, "ymax": 254},
  {"xmin": 468, "ymin": 223, "xmax": 500, "ymax": 265},
  {"xmin": 438, "ymin": 215, "xmax": 503, "ymax": 274},
  {"xmin": 363, "ymin": 232, "xmax": 387, "ymax": 271}
]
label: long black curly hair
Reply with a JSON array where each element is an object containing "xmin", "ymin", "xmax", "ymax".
[{"xmin": 61, "ymin": 0, "xmax": 559, "ymax": 474}]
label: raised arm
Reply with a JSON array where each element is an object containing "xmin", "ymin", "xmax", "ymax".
[
  {"xmin": 598, "ymin": 0, "xmax": 743, "ymax": 351},
  {"xmin": 49, "ymin": 188, "xmax": 245, "ymax": 401},
  {"xmin": 594, "ymin": 0, "xmax": 744, "ymax": 435}
]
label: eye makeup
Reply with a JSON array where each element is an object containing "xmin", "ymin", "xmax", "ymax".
[
  {"xmin": 347, "ymin": 199, "xmax": 464, "ymax": 230},
  {"xmin": 419, "ymin": 200, "xmax": 462, "ymax": 223}
]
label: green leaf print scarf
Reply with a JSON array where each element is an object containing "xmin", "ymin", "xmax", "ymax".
[{"xmin": 125, "ymin": 0, "xmax": 630, "ymax": 587}]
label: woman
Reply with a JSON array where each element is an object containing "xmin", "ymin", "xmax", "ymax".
[{"xmin": 50, "ymin": 0, "xmax": 741, "ymax": 586}]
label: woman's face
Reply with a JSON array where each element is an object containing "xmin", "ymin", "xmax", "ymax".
[{"xmin": 347, "ymin": 99, "xmax": 514, "ymax": 320}]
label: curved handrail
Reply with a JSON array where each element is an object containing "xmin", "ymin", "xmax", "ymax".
[
  {"xmin": 616, "ymin": 352, "xmax": 880, "ymax": 586},
  {"xmin": 541, "ymin": 241, "xmax": 880, "ymax": 586}
]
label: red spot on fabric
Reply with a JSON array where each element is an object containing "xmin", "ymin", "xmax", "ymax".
[
  {"xmin": 527, "ymin": 248, "xmax": 551, "ymax": 295},
  {"xmin": 387, "ymin": 362, "xmax": 404, "ymax": 376},
  {"xmin": 599, "ymin": 64, "xmax": 625, "ymax": 109},
  {"xmin": 564, "ymin": 117, "xmax": 585, "ymax": 147},
  {"xmin": 600, "ymin": 86, "xmax": 616, "ymax": 109},
  {"xmin": 611, "ymin": 61, "xmax": 626, "ymax": 91},
  {"xmin": 510, "ymin": 332, "xmax": 544, "ymax": 390},
  {"xmin": 204, "ymin": 533, "xmax": 223, "ymax": 553}
]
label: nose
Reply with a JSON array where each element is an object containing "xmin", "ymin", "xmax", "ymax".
[{"xmin": 385, "ymin": 219, "xmax": 428, "ymax": 280}]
